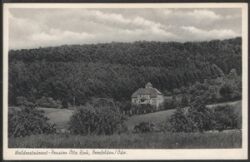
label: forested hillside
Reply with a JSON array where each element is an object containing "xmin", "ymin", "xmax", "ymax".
[{"xmin": 9, "ymin": 37, "xmax": 242, "ymax": 106}]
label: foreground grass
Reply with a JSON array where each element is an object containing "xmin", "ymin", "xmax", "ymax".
[{"xmin": 9, "ymin": 130, "xmax": 241, "ymax": 148}]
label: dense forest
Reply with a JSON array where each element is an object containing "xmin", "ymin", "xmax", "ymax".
[{"xmin": 9, "ymin": 37, "xmax": 242, "ymax": 107}]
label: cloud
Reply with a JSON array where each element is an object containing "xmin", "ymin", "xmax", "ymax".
[
  {"xmin": 31, "ymin": 29, "xmax": 94, "ymax": 43},
  {"xmin": 181, "ymin": 26, "xmax": 239, "ymax": 40},
  {"xmin": 162, "ymin": 9, "xmax": 222, "ymax": 20},
  {"xmin": 92, "ymin": 10, "xmax": 130, "ymax": 24},
  {"xmin": 8, "ymin": 8, "xmax": 241, "ymax": 49},
  {"xmin": 15, "ymin": 30, "xmax": 94, "ymax": 49},
  {"xmin": 186, "ymin": 9, "xmax": 222, "ymax": 21}
]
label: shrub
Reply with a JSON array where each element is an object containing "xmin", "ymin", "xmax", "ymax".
[
  {"xmin": 173, "ymin": 88, "xmax": 181, "ymax": 95},
  {"xmin": 219, "ymin": 83, "xmax": 234, "ymax": 100},
  {"xmin": 186, "ymin": 103, "xmax": 215, "ymax": 132},
  {"xmin": 164, "ymin": 90, "xmax": 172, "ymax": 96},
  {"xmin": 68, "ymin": 100, "xmax": 127, "ymax": 135},
  {"xmin": 62, "ymin": 99, "xmax": 68, "ymax": 108},
  {"xmin": 16, "ymin": 96, "xmax": 33, "ymax": 106},
  {"xmin": 168, "ymin": 96, "xmax": 241, "ymax": 133},
  {"xmin": 163, "ymin": 96, "xmax": 179, "ymax": 110},
  {"xmin": 168, "ymin": 97, "xmax": 216, "ymax": 133},
  {"xmin": 133, "ymin": 122, "xmax": 155, "ymax": 133},
  {"xmin": 8, "ymin": 104, "xmax": 56, "ymax": 137},
  {"xmin": 117, "ymin": 101, "xmax": 131, "ymax": 115},
  {"xmin": 206, "ymin": 86, "xmax": 220, "ymax": 104},
  {"xmin": 213, "ymin": 105, "xmax": 240, "ymax": 131},
  {"xmin": 131, "ymin": 104, "xmax": 156, "ymax": 115},
  {"xmin": 36, "ymin": 96, "xmax": 62, "ymax": 108},
  {"xmin": 181, "ymin": 95, "xmax": 189, "ymax": 107},
  {"xmin": 168, "ymin": 107, "xmax": 195, "ymax": 132},
  {"xmin": 219, "ymin": 69, "xmax": 242, "ymax": 101}
]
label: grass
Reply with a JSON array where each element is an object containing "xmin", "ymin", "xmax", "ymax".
[
  {"xmin": 125, "ymin": 109, "xmax": 175, "ymax": 130},
  {"xmin": 9, "ymin": 130, "xmax": 242, "ymax": 148},
  {"xmin": 39, "ymin": 108, "xmax": 74, "ymax": 129}
]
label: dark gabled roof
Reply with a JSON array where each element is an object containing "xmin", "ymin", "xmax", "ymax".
[{"xmin": 131, "ymin": 87, "xmax": 162, "ymax": 98}]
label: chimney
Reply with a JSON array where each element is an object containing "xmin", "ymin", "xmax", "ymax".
[{"xmin": 145, "ymin": 82, "xmax": 153, "ymax": 88}]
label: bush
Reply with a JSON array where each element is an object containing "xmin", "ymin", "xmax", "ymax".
[
  {"xmin": 8, "ymin": 104, "xmax": 56, "ymax": 137},
  {"xmin": 117, "ymin": 101, "xmax": 131, "ymax": 115},
  {"xmin": 168, "ymin": 97, "xmax": 215, "ymax": 133},
  {"xmin": 36, "ymin": 97, "xmax": 62, "ymax": 108},
  {"xmin": 186, "ymin": 103, "xmax": 215, "ymax": 132},
  {"xmin": 16, "ymin": 96, "xmax": 33, "ymax": 106},
  {"xmin": 133, "ymin": 122, "xmax": 155, "ymax": 133},
  {"xmin": 181, "ymin": 95, "xmax": 189, "ymax": 107},
  {"xmin": 213, "ymin": 105, "xmax": 240, "ymax": 131},
  {"xmin": 69, "ymin": 100, "xmax": 127, "ymax": 135},
  {"xmin": 168, "ymin": 107, "xmax": 195, "ymax": 132},
  {"xmin": 62, "ymin": 99, "xmax": 68, "ymax": 108},
  {"xmin": 131, "ymin": 104, "xmax": 156, "ymax": 115},
  {"xmin": 163, "ymin": 96, "xmax": 179, "ymax": 110},
  {"xmin": 168, "ymin": 96, "xmax": 241, "ymax": 133},
  {"xmin": 173, "ymin": 88, "xmax": 181, "ymax": 95},
  {"xmin": 219, "ymin": 83, "xmax": 234, "ymax": 100}
]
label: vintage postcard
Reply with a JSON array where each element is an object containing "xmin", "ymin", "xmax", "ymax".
[{"xmin": 3, "ymin": 3, "xmax": 248, "ymax": 160}]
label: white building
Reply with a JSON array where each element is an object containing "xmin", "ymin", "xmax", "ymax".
[{"xmin": 131, "ymin": 82, "xmax": 164, "ymax": 110}]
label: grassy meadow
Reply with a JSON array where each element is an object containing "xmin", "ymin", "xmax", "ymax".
[
  {"xmin": 39, "ymin": 108, "xmax": 74, "ymax": 129},
  {"xmin": 9, "ymin": 130, "xmax": 241, "ymax": 148}
]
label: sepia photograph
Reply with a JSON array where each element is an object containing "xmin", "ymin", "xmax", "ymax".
[{"xmin": 3, "ymin": 3, "xmax": 248, "ymax": 160}]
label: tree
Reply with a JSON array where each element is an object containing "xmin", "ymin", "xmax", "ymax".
[
  {"xmin": 219, "ymin": 83, "xmax": 234, "ymax": 100},
  {"xmin": 116, "ymin": 101, "xmax": 131, "ymax": 115},
  {"xmin": 173, "ymin": 88, "xmax": 181, "ymax": 95},
  {"xmin": 133, "ymin": 122, "xmax": 155, "ymax": 133},
  {"xmin": 168, "ymin": 96, "xmax": 216, "ymax": 133},
  {"xmin": 168, "ymin": 107, "xmax": 195, "ymax": 132},
  {"xmin": 16, "ymin": 96, "xmax": 33, "ymax": 106},
  {"xmin": 211, "ymin": 64, "xmax": 225, "ymax": 77},
  {"xmin": 181, "ymin": 95, "xmax": 189, "ymax": 107},
  {"xmin": 228, "ymin": 68, "xmax": 238, "ymax": 79},
  {"xmin": 69, "ymin": 99, "xmax": 127, "ymax": 135},
  {"xmin": 36, "ymin": 96, "xmax": 62, "ymax": 108},
  {"xmin": 213, "ymin": 105, "xmax": 239, "ymax": 131},
  {"xmin": 187, "ymin": 102, "xmax": 215, "ymax": 132},
  {"xmin": 8, "ymin": 103, "xmax": 56, "ymax": 137},
  {"xmin": 164, "ymin": 90, "xmax": 172, "ymax": 96}
]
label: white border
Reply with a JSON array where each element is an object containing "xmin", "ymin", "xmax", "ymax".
[{"xmin": 3, "ymin": 3, "xmax": 248, "ymax": 160}]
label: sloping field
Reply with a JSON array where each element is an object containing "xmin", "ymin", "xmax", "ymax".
[
  {"xmin": 125, "ymin": 109, "xmax": 175, "ymax": 130},
  {"xmin": 206, "ymin": 100, "xmax": 241, "ymax": 108},
  {"xmin": 39, "ymin": 108, "xmax": 74, "ymax": 129}
]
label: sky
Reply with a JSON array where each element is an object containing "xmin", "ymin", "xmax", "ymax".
[{"xmin": 9, "ymin": 8, "xmax": 242, "ymax": 49}]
